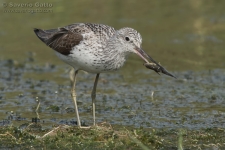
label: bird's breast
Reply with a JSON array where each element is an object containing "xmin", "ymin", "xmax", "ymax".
[{"xmin": 55, "ymin": 38, "xmax": 128, "ymax": 73}]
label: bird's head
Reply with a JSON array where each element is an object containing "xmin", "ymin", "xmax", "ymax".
[
  {"xmin": 116, "ymin": 27, "xmax": 176, "ymax": 78},
  {"xmin": 116, "ymin": 27, "xmax": 142, "ymax": 54}
]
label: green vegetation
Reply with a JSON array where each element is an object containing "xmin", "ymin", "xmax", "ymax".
[{"xmin": 0, "ymin": 123, "xmax": 224, "ymax": 150}]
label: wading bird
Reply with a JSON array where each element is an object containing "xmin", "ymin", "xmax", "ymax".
[{"xmin": 34, "ymin": 23, "xmax": 175, "ymax": 128}]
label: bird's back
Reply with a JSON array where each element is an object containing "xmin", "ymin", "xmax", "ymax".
[
  {"xmin": 34, "ymin": 23, "xmax": 116, "ymax": 55},
  {"xmin": 34, "ymin": 23, "xmax": 118, "ymax": 72}
]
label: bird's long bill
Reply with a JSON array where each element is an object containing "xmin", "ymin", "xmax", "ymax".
[{"xmin": 135, "ymin": 47, "xmax": 176, "ymax": 78}]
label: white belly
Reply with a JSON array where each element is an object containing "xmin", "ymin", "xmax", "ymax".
[
  {"xmin": 55, "ymin": 49, "xmax": 106, "ymax": 73},
  {"xmin": 55, "ymin": 39, "xmax": 127, "ymax": 73}
]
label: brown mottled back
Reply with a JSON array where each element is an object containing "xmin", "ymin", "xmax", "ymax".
[
  {"xmin": 34, "ymin": 23, "xmax": 116, "ymax": 56},
  {"xmin": 34, "ymin": 27, "xmax": 83, "ymax": 55}
]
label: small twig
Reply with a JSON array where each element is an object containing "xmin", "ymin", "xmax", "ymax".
[
  {"xmin": 42, "ymin": 125, "xmax": 70, "ymax": 138},
  {"xmin": 35, "ymin": 98, "xmax": 40, "ymax": 119},
  {"xmin": 0, "ymin": 132, "xmax": 17, "ymax": 140},
  {"xmin": 125, "ymin": 129, "xmax": 150, "ymax": 150}
]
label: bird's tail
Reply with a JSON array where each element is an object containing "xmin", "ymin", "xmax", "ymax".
[{"xmin": 33, "ymin": 28, "xmax": 59, "ymax": 43}]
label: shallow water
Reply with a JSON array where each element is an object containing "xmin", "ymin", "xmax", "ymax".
[
  {"xmin": 0, "ymin": 0, "xmax": 225, "ymax": 129},
  {"xmin": 0, "ymin": 59, "xmax": 224, "ymax": 129}
]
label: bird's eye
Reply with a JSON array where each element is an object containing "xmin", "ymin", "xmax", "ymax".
[{"xmin": 125, "ymin": 37, "xmax": 130, "ymax": 41}]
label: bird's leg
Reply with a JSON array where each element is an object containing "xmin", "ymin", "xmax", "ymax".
[
  {"xmin": 71, "ymin": 70, "xmax": 81, "ymax": 127},
  {"xmin": 91, "ymin": 73, "xmax": 100, "ymax": 126}
]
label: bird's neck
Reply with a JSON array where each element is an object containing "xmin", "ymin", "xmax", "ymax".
[{"xmin": 103, "ymin": 45, "xmax": 129, "ymax": 71}]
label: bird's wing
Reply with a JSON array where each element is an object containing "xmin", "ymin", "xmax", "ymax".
[
  {"xmin": 34, "ymin": 26, "xmax": 83, "ymax": 55},
  {"xmin": 34, "ymin": 23, "xmax": 115, "ymax": 55}
]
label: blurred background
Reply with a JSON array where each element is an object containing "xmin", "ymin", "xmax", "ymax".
[
  {"xmin": 0, "ymin": 0, "xmax": 225, "ymax": 128},
  {"xmin": 1, "ymin": 0, "xmax": 225, "ymax": 70}
]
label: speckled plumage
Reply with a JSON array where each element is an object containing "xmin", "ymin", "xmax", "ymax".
[{"xmin": 34, "ymin": 23, "xmax": 142, "ymax": 73}]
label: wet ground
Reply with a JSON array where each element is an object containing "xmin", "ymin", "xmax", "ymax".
[
  {"xmin": 1, "ymin": 0, "xmax": 225, "ymax": 130},
  {"xmin": 0, "ymin": 58, "xmax": 224, "ymax": 129}
]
